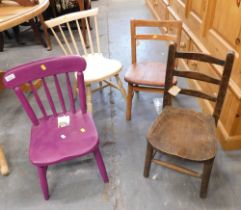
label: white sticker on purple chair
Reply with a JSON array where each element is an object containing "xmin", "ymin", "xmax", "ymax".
[
  {"xmin": 5, "ymin": 74, "xmax": 16, "ymax": 82},
  {"xmin": 58, "ymin": 115, "xmax": 70, "ymax": 128}
]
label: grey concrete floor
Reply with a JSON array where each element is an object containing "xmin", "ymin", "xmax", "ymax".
[{"xmin": 1, "ymin": 0, "xmax": 241, "ymax": 209}]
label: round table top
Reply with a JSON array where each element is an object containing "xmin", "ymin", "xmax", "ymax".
[{"xmin": 0, "ymin": 0, "xmax": 49, "ymax": 31}]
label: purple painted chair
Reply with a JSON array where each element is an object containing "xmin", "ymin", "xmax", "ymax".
[{"xmin": 3, "ymin": 56, "xmax": 109, "ymax": 200}]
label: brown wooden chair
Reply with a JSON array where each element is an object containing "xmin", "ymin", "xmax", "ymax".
[
  {"xmin": 124, "ymin": 19, "xmax": 182, "ymax": 120},
  {"xmin": 143, "ymin": 43, "xmax": 234, "ymax": 198}
]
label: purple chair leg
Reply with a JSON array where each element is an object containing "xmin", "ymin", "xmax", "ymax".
[
  {"xmin": 37, "ymin": 166, "xmax": 49, "ymax": 200},
  {"xmin": 94, "ymin": 147, "xmax": 109, "ymax": 183}
]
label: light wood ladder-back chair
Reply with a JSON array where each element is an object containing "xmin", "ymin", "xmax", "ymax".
[
  {"xmin": 144, "ymin": 43, "xmax": 234, "ymax": 198},
  {"xmin": 124, "ymin": 19, "xmax": 182, "ymax": 120},
  {"xmin": 44, "ymin": 8, "xmax": 126, "ymax": 112}
]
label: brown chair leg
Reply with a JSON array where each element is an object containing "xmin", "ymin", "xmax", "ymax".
[
  {"xmin": 126, "ymin": 83, "xmax": 133, "ymax": 121},
  {"xmin": 143, "ymin": 142, "xmax": 154, "ymax": 177},
  {"xmin": 200, "ymin": 158, "xmax": 214, "ymax": 198}
]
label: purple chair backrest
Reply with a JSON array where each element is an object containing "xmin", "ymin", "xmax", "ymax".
[{"xmin": 3, "ymin": 56, "xmax": 87, "ymax": 126}]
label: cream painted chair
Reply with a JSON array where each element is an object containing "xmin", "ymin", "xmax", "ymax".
[{"xmin": 45, "ymin": 8, "xmax": 126, "ymax": 112}]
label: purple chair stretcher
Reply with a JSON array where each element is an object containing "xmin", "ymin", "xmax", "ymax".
[{"xmin": 3, "ymin": 56, "xmax": 109, "ymax": 200}]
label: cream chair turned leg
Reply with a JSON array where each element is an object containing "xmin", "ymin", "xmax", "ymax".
[
  {"xmin": 0, "ymin": 144, "xmax": 9, "ymax": 176},
  {"xmin": 86, "ymin": 84, "xmax": 93, "ymax": 113},
  {"xmin": 115, "ymin": 74, "xmax": 127, "ymax": 99}
]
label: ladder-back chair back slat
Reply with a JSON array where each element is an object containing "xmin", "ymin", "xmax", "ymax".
[
  {"xmin": 3, "ymin": 56, "xmax": 87, "ymax": 125},
  {"xmin": 164, "ymin": 43, "xmax": 235, "ymax": 124},
  {"xmin": 42, "ymin": 77, "xmax": 57, "ymax": 116},
  {"xmin": 45, "ymin": 8, "xmax": 100, "ymax": 56},
  {"xmin": 175, "ymin": 52, "xmax": 226, "ymax": 65},
  {"xmin": 173, "ymin": 70, "xmax": 221, "ymax": 85}
]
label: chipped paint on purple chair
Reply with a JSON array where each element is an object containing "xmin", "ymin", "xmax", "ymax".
[{"xmin": 3, "ymin": 56, "xmax": 109, "ymax": 200}]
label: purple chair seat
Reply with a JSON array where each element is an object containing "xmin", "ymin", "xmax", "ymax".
[{"xmin": 30, "ymin": 111, "xmax": 98, "ymax": 165}]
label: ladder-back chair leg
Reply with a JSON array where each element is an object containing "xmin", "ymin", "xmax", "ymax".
[
  {"xmin": 37, "ymin": 166, "xmax": 49, "ymax": 200},
  {"xmin": 115, "ymin": 74, "xmax": 127, "ymax": 98},
  {"xmin": 94, "ymin": 147, "xmax": 109, "ymax": 183},
  {"xmin": 86, "ymin": 84, "xmax": 93, "ymax": 113},
  {"xmin": 143, "ymin": 142, "xmax": 154, "ymax": 178},
  {"xmin": 126, "ymin": 83, "xmax": 134, "ymax": 120},
  {"xmin": 200, "ymin": 157, "xmax": 215, "ymax": 198}
]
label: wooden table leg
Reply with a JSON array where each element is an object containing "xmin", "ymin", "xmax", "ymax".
[
  {"xmin": 39, "ymin": 14, "xmax": 52, "ymax": 51},
  {"xmin": 0, "ymin": 32, "xmax": 4, "ymax": 52},
  {"xmin": 12, "ymin": 26, "xmax": 21, "ymax": 44},
  {"xmin": 29, "ymin": 18, "xmax": 45, "ymax": 46},
  {"xmin": 0, "ymin": 144, "xmax": 10, "ymax": 176}
]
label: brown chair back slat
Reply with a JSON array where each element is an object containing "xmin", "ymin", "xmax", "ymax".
[
  {"xmin": 164, "ymin": 43, "xmax": 235, "ymax": 125},
  {"xmin": 179, "ymin": 89, "xmax": 217, "ymax": 102},
  {"xmin": 173, "ymin": 70, "xmax": 221, "ymax": 85},
  {"xmin": 175, "ymin": 52, "xmax": 226, "ymax": 66}
]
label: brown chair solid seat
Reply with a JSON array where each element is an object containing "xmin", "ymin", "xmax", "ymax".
[
  {"xmin": 125, "ymin": 62, "xmax": 166, "ymax": 87},
  {"xmin": 144, "ymin": 43, "xmax": 235, "ymax": 198},
  {"xmin": 147, "ymin": 106, "xmax": 216, "ymax": 162},
  {"xmin": 125, "ymin": 19, "xmax": 182, "ymax": 120}
]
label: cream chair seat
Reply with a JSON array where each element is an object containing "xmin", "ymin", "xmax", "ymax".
[{"xmin": 83, "ymin": 53, "xmax": 122, "ymax": 83}]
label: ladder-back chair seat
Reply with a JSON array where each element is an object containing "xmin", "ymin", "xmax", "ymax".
[
  {"xmin": 3, "ymin": 56, "xmax": 109, "ymax": 200},
  {"xmin": 148, "ymin": 106, "xmax": 216, "ymax": 161},
  {"xmin": 125, "ymin": 19, "xmax": 182, "ymax": 120},
  {"xmin": 44, "ymin": 8, "xmax": 126, "ymax": 112},
  {"xmin": 144, "ymin": 43, "xmax": 234, "ymax": 198}
]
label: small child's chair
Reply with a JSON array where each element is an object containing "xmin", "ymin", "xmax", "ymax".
[{"xmin": 3, "ymin": 56, "xmax": 109, "ymax": 200}]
